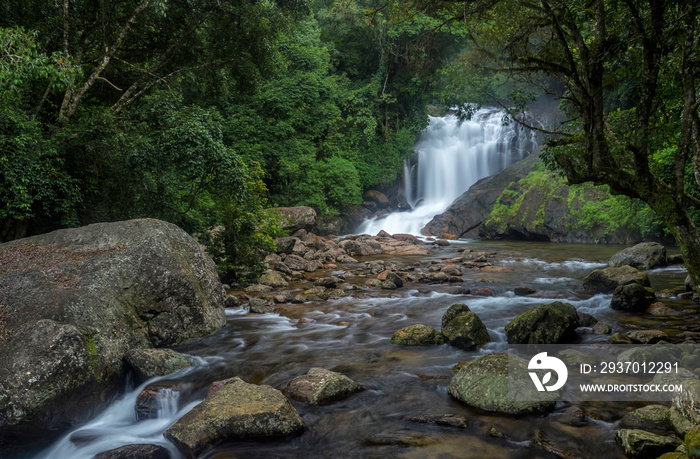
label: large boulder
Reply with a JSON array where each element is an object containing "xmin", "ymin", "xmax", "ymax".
[
  {"xmin": 610, "ymin": 283, "xmax": 658, "ymax": 311},
  {"xmin": 440, "ymin": 304, "xmax": 490, "ymax": 350},
  {"xmin": 284, "ymin": 367, "xmax": 364, "ymax": 405},
  {"xmin": 275, "ymin": 206, "xmax": 316, "ymax": 233},
  {"xmin": 448, "ymin": 353, "xmax": 556, "ymax": 415},
  {"xmin": 614, "ymin": 429, "xmax": 680, "ymax": 458},
  {"xmin": 164, "ymin": 377, "xmax": 304, "ymax": 458},
  {"xmin": 363, "ymin": 190, "xmax": 390, "ymax": 209},
  {"xmin": 504, "ymin": 302, "xmax": 580, "ymax": 344},
  {"xmin": 0, "ymin": 219, "xmax": 226, "ymax": 443},
  {"xmin": 582, "ymin": 265, "xmax": 651, "ymax": 294},
  {"xmin": 609, "ymin": 242, "xmax": 667, "ymax": 270}
]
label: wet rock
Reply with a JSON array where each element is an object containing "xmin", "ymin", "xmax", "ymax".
[
  {"xmin": 378, "ymin": 271, "xmax": 404, "ymax": 287},
  {"xmin": 124, "ymin": 349, "xmax": 191, "ymax": 383},
  {"xmin": 259, "ymin": 270, "xmax": 288, "ymax": 289},
  {"xmin": 620, "ymin": 405, "xmax": 673, "ymax": 432},
  {"xmin": 560, "ymin": 406, "xmax": 590, "ymax": 427},
  {"xmin": 435, "ymin": 239, "xmax": 450, "ymax": 246},
  {"xmin": 441, "ymin": 265, "xmax": 462, "ymax": 277},
  {"xmin": 248, "ymin": 299, "xmax": 274, "ymax": 314},
  {"xmin": 582, "ymin": 265, "xmax": 651, "ymax": 294},
  {"xmin": 314, "ymin": 277, "xmax": 339, "ymax": 289},
  {"xmin": 135, "ymin": 383, "xmax": 180, "ymax": 421},
  {"xmin": 592, "ymin": 322, "xmax": 612, "ymax": 335},
  {"xmin": 365, "ymin": 431, "xmax": 439, "ymax": 447},
  {"xmin": 379, "ymin": 241, "xmax": 430, "ymax": 256},
  {"xmin": 672, "ymin": 380, "xmax": 700, "ymax": 436},
  {"xmin": 284, "ymin": 254, "xmax": 321, "ymax": 272},
  {"xmin": 505, "ymin": 301, "xmax": 580, "ymax": 344},
  {"xmin": 274, "ymin": 236, "xmax": 297, "ymax": 254},
  {"xmin": 609, "ymin": 242, "xmax": 667, "ymax": 270},
  {"xmin": 276, "ymin": 206, "xmax": 316, "ymax": 233},
  {"xmin": 609, "ymin": 332, "xmax": 634, "ymax": 344},
  {"xmin": 380, "ymin": 280, "xmax": 397, "ymax": 290},
  {"xmin": 284, "ymin": 367, "xmax": 364, "ymax": 405},
  {"xmin": 626, "ymin": 329, "xmax": 668, "ymax": 344},
  {"xmin": 649, "ymin": 303, "xmax": 685, "ymax": 317},
  {"xmin": 271, "ymin": 293, "xmax": 292, "ymax": 304},
  {"xmin": 366, "ymin": 279, "xmax": 382, "ymax": 288},
  {"xmin": 94, "ymin": 444, "xmax": 170, "ymax": 459},
  {"xmin": 164, "ymin": 377, "xmax": 304, "ymax": 458},
  {"xmin": 578, "ymin": 312, "xmax": 598, "ymax": 326},
  {"xmin": 448, "ymin": 353, "xmax": 556, "ymax": 415},
  {"xmin": 489, "ymin": 427, "xmax": 505, "ymax": 438},
  {"xmin": 440, "ymin": 304, "xmax": 490, "ymax": 350},
  {"xmin": 439, "ymin": 233, "xmax": 458, "ymax": 240},
  {"xmin": 610, "ymin": 283, "xmax": 658, "ymax": 311},
  {"xmin": 614, "ymin": 429, "xmax": 680, "ymax": 458},
  {"xmin": 224, "ymin": 295, "xmax": 241, "ymax": 308},
  {"xmin": 472, "ymin": 287, "xmax": 494, "ymax": 297},
  {"xmin": 514, "ymin": 286, "xmax": 536, "ymax": 296},
  {"xmin": 390, "ymin": 324, "xmax": 445, "ymax": 346},
  {"xmin": 363, "ymin": 190, "xmax": 390, "ymax": 209},
  {"xmin": 245, "ymin": 284, "xmax": 273, "ymax": 294},
  {"xmin": 557, "ymin": 349, "xmax": 598, "ymax": 366},
  {"xmin": 686, "ymin": 430, "xmax": 700, "ymax": 458},
  {"xmin": 408, "ymin": 414, "xmax": 468, "ymax": 428},
  {"xmin": 532, "ymin": 429, "xmax": 573, "ymax": 458}
]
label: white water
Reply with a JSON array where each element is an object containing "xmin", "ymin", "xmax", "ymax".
[{"xmin": 357, "ymin": 108, "xmax": 536, "ymax": 235}]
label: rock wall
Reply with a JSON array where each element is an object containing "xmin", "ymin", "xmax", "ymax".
[
  {"xmin": 0, "ymin": 219, "xmax": 226, "ymax": 444},
  {"xmin": 422, "ymin": 153, "xmax": 659, "ymax": 244}
]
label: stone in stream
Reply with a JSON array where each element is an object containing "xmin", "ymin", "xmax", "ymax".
[
  {"xmin": 440, "ymin": 304, "xmax": 490, "ymax": 350},
  {"xmin": 582, "ymin": 265, "xmax": 651, "ymax": 294},
  {"xmin": 620, "ymin": 405, "xmax": 673, "ymax": 432},
  {"xmin": 94, "ymin": 444, "xmax": 170, "ymax": 459},
  {"xmin": 449, "ymin": 353, "xmax": 556, "ymax": 415},
  {"xmin": 390, "ymin": 324, "xmax": 445, "ymax": 346},
  {"xmin": 284, "ymin": 367, "xmax": 364, "ymax": 405},
  {"xmin": 134, "ymin": 383, "xmax": 183, "ymax": 421},
  {"xmin": 592, "ymin": 322, "xmax": 613, "ymax": 335},
  {"xmin": 124, "ymin": 348, "xmax": 191, "ymax": 383},
  {"xmin": 259, "ymin": 270, "xmax": 288, "ymax": 288},
  {"xmin": 610, "ymin": 283, "xmax": 658, "ymax": 311},
  {"xmin": 0, "ymin": 219, "xmax": 226, "ymax": 443},
  {"xmin": 687, "ymin": 430, "xmax": 700, "ymax": 459},
  {"xmin": 504, "ymin": 301, "xmax": 580, "ymax": 344},
  {"xmin": 614, "ymin": 429, "xmax": 681, "ymax": 458},
  {"xmin": 164, "ymin": 377, "xmax": 304, "ymax": 458},
  {"xmin": 609, "ymin": 242, "xmax": 667, "ymax": 270},
  {"xmin": 514, "ymin": 286, "xmax": 536, "ymax": 296}
]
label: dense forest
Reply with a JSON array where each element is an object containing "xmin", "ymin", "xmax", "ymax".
[{"xmin": 2, "ymin": 0, "xmax": 700, "ymax": 287}]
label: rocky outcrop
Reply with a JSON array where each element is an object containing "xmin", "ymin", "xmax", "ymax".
[
  {"xmin": 423, "ymin": 152, "xmax": 651, "ymax": 244},
  {"xmin": 164, "ymin": 377, "xmax": 304, "ymax": 458},
  {"xmin": 440, "ymin": 304, "xmax": 490, "ymax": 350},
  {"xmin": 582, "ymin": 265, "xmax": 651, "ymax": 294},
  {"xmin": 284, "ymin": 367, "xmax": 364, "ymax": 405},
  {"xmin": 448, "ymin": 353, "xmax": 556, "ymax": 415},
  {"xmin": 0, "ymin": 219, "xmax": 226, "ymax": 442},
  {"xmin": 390, "ymin": 324, "xmax": 445, "ymax": 346},
  {"xmin": 609, "ymin": 242, "xmax": 667, "ymax": 270},
  {"xmin": 275, "ymin": 206, "xmax": 317, "ymax": 233},
  {"xmin": 504, "ymin": 302, "xmax": 580, "ymax": 344},
  {"xmin": 124, "ymin": 348, "xmax": 191, "ymax": 383}
]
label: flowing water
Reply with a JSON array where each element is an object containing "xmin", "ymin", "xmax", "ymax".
[
  {"xmin": 32, "ymin": 240, "xmax": 695, "ymax": 459},
  {"xmin": 357, "ymin": 108, "xmax": 537, "ymax": 235}
]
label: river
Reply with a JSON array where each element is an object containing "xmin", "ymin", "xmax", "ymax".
[{"xmin": 36, "ymin": 239, "xmax": 692, "ymax": 459}]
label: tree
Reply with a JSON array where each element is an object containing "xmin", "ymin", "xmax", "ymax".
[{"xmin": 392, "ymin": 0, "xmax": 700, "ymax": 292}]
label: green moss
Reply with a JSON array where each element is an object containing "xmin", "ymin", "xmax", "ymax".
[{"xmin": 82, "ymin": 332, "xmax": 102, "ymax": 383}]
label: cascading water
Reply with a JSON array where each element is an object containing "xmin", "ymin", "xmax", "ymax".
[{"xmin": 357, "ymin": 107, "xmax": 537, "ymax": 235}]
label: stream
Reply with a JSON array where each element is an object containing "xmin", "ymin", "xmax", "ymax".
[{"xmin": 35, "ymin": 240, "xmax": 694, "ymax": 459}]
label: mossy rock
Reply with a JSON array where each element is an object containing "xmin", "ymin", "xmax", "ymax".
[
  {"xmin": 610, "ymin": 283, "xmax": 658, "ymax": 312},
  {"xmin": 284, "ymin": 367, "xmax": 364, "ymax": 405},
  {"xmin": 582, "ymin": 265, "xmax": 650, "ymax": 294},
  {"xmin": 448, "ymin": 353, "xmax": 556, "ymax": 415},
  {"xmin": 390, "ymin": 324, "xmax": 445, "ymax": 346},
  {"xmin": 505, "ymin": 302, "xmax": 580, "ymax": 344},
  {"xmin": 441, "ymin": 304, "xmax": 490, "ymax": 350},
  {"xmin": 614, "ymin": 429, "xmax": 681, "ymax": 458},
  {"xmin": 686, "ymin": 430, "xmax": 700, "ymax": 459},
  {"xmin": 125, "ymin": 348, "xmax": 191, "ymax": 383},
  {"xmin": 620, "ymin": 405, "xmax": 672, "ymax": 432}
]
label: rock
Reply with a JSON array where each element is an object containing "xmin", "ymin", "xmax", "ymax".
[
  {"xmin": 609, "ymin": 242, "xmax": 667, "ymax": 270},
  {"xmin": 134, "ymin": 383, "xmax": 181, "ymax": 421},
  {"xmin": 649, "ymin": 303, "xmax": 685, "ymax": 317},
  {"xmin": 366, "ymin": 279, "xmax": 382, "ymax": 288},
  {"xmin": 687, "ymin": 275, "xmax": 695, "ymax": 292},
  {"xmin": 164, "ymin": 378, "xmax": 304, "ymax": 458},
  {"xmin": 439, "ymin": 233, "xmax": 458, "ymax": 240},
  {"xmin": 441, "ymin": 265, "xmax": 462, "ymax": 276},
  {"xmin": 408, "ymin": 414, "xmax": 468, "ymax": 428},
  {"xmin": 578, "ymin": 312, "xmax": 598, "ymax": 326},
  {"xmin": 560, "ymin": 406, "xmax": 590, "ymax": 427},
  {"xmin": 514, "ymin": 286, "xmax": 536, "ymax": 296},
  {"xmin": 393, "ymin": 233, "xmax": 418, "ymax": 243},
  {"xmin": 94, "ymin": 444, "xmax": 170, "ymax": 459},
  {"xmin": 284, "ymin": 254, "xmax": 321, "ymax": 272},
  {"xmin": 249, "ymin": 299, "xmax": 274, "ymax": 314},
  {"xmin": 224, "ymin": 295, "xmax": 240, "ymax": 308},
  {"xmin": 626, "ymin": 329, "xmax": 668, "ymax": 344},
  {"xmin": 505, "ymin": 301, "xmax": 580, "ymax": 344},
  {"xmin": 314, "ymin": 277, "xmax": 339, "ymax": 289},
  {"xmin": 440, "ymin": 304, "xmax": 490, "ymax": 350},
  {"xmin": 448, "ymin": 353, "xmax": 556, "ymax": 415},
  {"xmin": 244, "ymin": 283, "xmax": 274, "ymax": 293},
  {"xmin": 472, "ymin": 287, "xmax": 494, "ymax": 297},
  {"xmin": 582, "ymin": 265, "xmax": 651, "ymax": 294},
  {"xmin": 435, "ymin": 239, "xmax": 450, "ymax": 246},
  {"xmin": 0, "ymin": 219, "xmax": 225, "ymax": 441},
  {"xmin": 557, "ymin": 349, "xmax": 598, "ymax": 366},
  {"xmin": 620, "ymin": 405, "xmax": 673, "ymax": 432},
  {"xmin": 284, "ymin": 367, "xmax": 364, "ymax": 405},
  {"xmin": 614, "ymin": 429, "xmax": 680, "ymax": 458},
  {"xmin": 686, "ymin": 430, "xmax": 700, "ymax": 459},
  {"xmin": 124, "ymin": 348, "xmax": 191, "ymax": 383},
  {"xmin": 611, "ymin": 283, "xmax": 658, "ymax": 311},
  {"xmin": 489, "ymin": 427, "xmax": 505, "ymax": 438},
  {"xmin": 609, "ymin": 332, "xmax": 634, "ymax": 344},
  {"xmin": 274, "ymin": 236, "xmax": 297, "ymax": 254},
  {"xmin": 672, "ymin": 380, "xmax": 700, "ymax": 436},
  {"xmin": 363, "ymin": 190, "xmax": 390, "ymax": 209},
  {"xmin": 381, "ymin": 280, "xmax": 397, "ymax": 290},
  {"xmin": 259, "ymin": 270, "xmax": 288, "ymax": 289},
  {"xmin": 390, "ymin": 324, "xmax": 445, "ymax": 346},
  {"xmin": 592, "ymin": 322, "xmax": 612, "ymax": 335},
  {"xmin": 275, "ymin": 206, "xmax": 316, "ymax": 233}
]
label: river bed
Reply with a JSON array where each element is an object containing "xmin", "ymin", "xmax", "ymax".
[{"xmin": 36, "ymin": 239, "xmax": 695, "ymax": 459}]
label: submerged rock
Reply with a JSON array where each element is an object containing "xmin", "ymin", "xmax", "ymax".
[
  {"xmin": 390, "ymin": 324, "xmax": 445, "ymax": 346},
  {"xmin": 609, "ymin": 242, "xmax": 667, "ymax": 270},
  {"xmin": 505, "ymin": 301, "xmax": 580, "ymax": 344},
  {"xmin": 0, "ymin": 219, "xmax": 225, "ymax": 442},
  {"xmin": 124, "ymin": 348, "xmax": 191, "ymax": 383},
  {"xmin": 440, "ymin": 304, "xmax": 490, "ymax": 350},
  {"xmin": 164, "ymin": 377, "xmax": 304, "ymax": 458},
  {"xmin": 284, "ymin": 367, "xmax": 364, "ymax": 405},
  {"xmin": 448, "ymin": 353, "xmax": 555, "ymax": 415},
  {"xmin": 582, "ymin": 265, "xmax": 651, "ymax": 294}
]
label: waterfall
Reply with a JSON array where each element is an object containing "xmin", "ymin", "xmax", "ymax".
[{"xmin": 357, "ymin": 107, "xmax": 537, "ymax": 236}]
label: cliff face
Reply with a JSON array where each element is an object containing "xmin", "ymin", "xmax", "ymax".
[{"xmin": 422, "ymin": 153, "xmax": 660, "ymax": 244}]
